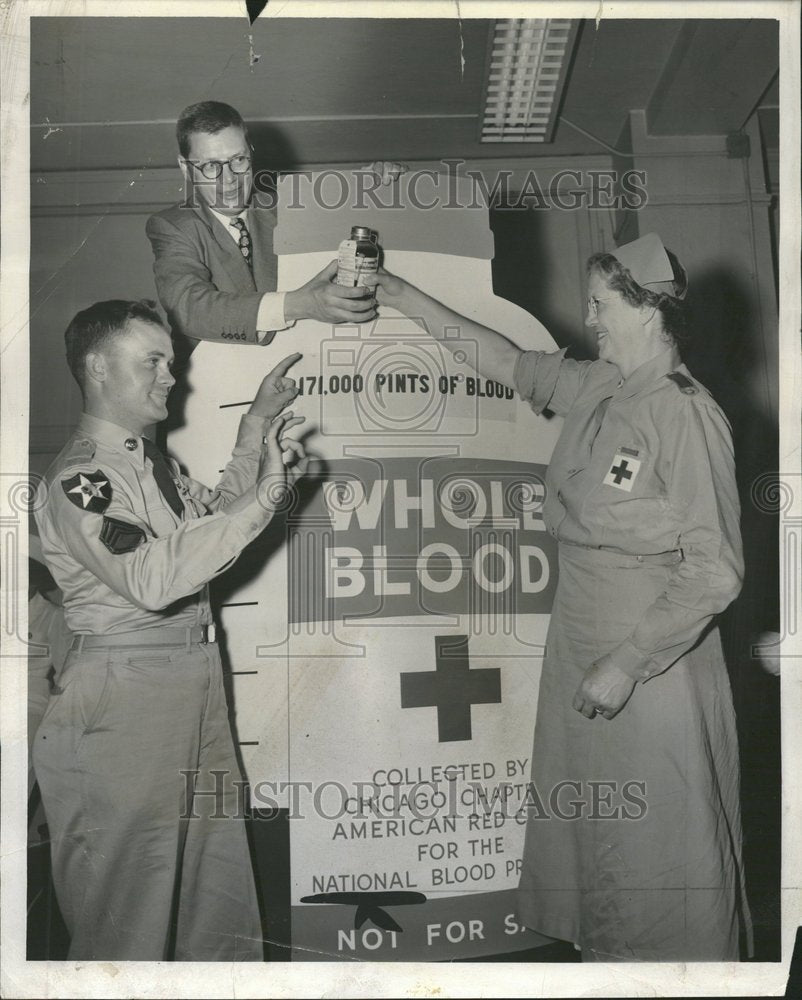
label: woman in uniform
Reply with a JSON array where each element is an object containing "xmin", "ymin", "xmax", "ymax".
[{"xmin": 370, "ymin": 232, "xmax": 752, "ymax": 961}]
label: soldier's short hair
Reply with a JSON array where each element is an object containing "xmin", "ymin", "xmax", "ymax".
[
  {"xmin": 176, "ymin": 101, "xmax": 248, "ymax": 158},
  {"xmin": 65, "ymin": 299, "xmax": 165, "ymax": 392},
  {"xmin": 586, "ymin": 249, "xmax": 689, "ymax": 348}
]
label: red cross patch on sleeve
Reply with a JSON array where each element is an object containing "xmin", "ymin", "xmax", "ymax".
[
  {"xmin": 603, "ymin": 453, "xmax": 642, "ymax": 492},
  {"xmin": 61, "ymin": 470, "xmax": 112, "ymax": 513}
]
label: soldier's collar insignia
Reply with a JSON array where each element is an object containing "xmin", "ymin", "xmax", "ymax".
[{"xmin": 62, "ymin": 470, "xmax": 112, "ymax": 513}]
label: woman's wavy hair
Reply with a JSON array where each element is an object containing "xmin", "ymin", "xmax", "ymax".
[{"xmin": 587, "ymin": 249, "xmax": 689, "ymax": 348}]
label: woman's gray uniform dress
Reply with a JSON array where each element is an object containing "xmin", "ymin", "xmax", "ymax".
[{"xmin": 514, "ymin": 346, "xmax": 752, "ymax": 961}]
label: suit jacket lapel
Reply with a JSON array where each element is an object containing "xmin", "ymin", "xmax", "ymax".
[
  {"xmin": 194, "ymin": 204, "xmax": 256, "ymax": 292},
  {"xmin": 249, "ymin": 207, "xmax": 278, "ymax": 293}
]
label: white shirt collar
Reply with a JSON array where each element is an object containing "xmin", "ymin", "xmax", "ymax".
[{"xmin": 207, "ymin": 204, "xmax": 249, "ymax": 235}]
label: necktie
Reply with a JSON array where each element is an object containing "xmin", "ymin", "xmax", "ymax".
[
  {"xmin": 592, "ymin": 395, "xmax": 612, "ymax": 439},
  {"xmin": 229, "ymin": 216, "xmax": 253, "ymax": 271},
  {"xmin": 586, "ymin": 394, "xmax": 613, "ymax": 461},
  {"xmin": 142, "ymin": 438, "xmax": 184, "ymax": 519}
]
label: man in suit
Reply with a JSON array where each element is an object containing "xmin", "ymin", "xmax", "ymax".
[{"xmin": 146, "ymin": 100, "xmax": 400, "ymax": 347}]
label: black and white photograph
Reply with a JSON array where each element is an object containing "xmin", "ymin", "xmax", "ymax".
[{"xmin": 1, "ymin": 1, "xmax": 800, "ymax": 996}]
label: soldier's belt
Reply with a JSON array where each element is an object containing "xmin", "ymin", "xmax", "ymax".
[
  {"xmin": 70, "ymin": 623, "xmax": 217, "ymax": 651},
  {"xmin": 560, "ymin": 542, "xmax": 684, "ymax": 567}
]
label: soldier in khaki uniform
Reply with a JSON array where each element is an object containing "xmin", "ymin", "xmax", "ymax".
[
  {"xmin": 371, "ymin": 234, "xmax": 752, "ymax": 961},
  {"xmin": 33, "ymin": 299, "xmax": 307, "ymax": 961}
]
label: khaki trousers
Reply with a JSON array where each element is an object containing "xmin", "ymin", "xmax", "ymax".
[{"xmin": 33, "ymin": 639, "xmax": 263, "ymax": 961}]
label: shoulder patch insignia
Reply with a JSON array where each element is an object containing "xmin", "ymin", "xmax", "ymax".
[
  {"xmin": 604, "ymin": 452, "xmax": 642, "ymax": 492},
  {"xmin": 100, "ymin": 516, "xmax": 146, "ymax": 554},
  {"xmin": 666, "ymin": 371, "xmax": 698, "ymax": 395},
  {"xmin": 62, "ymin": 470, "xmax": 112, "ymax": 513}
]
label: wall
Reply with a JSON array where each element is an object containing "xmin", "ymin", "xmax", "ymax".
[
  {"xmin": 30, "ymin": 169, "xmax": 182, "ymax": 472},
  {"xmin": 623, "ymin": 112, "xmax": 780, "ymax": 640}
]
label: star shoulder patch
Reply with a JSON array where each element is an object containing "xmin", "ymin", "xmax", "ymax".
[
  {"xmin": 61, "ymin": 470, "xmax": 112, "ymax": 513},
  {"xmin": 603, "ymin": 451, "xmax": 642, "ymax": 492}
]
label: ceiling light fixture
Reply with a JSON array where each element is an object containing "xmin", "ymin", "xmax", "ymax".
[{"xmin": 480, "ymin": 19, "xmax": 578, "ymax": 143}]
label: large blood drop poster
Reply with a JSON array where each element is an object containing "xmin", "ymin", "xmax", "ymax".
[{"xmin": 168, "ymin": 172, "xmax": 563, "ymax": 960}]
